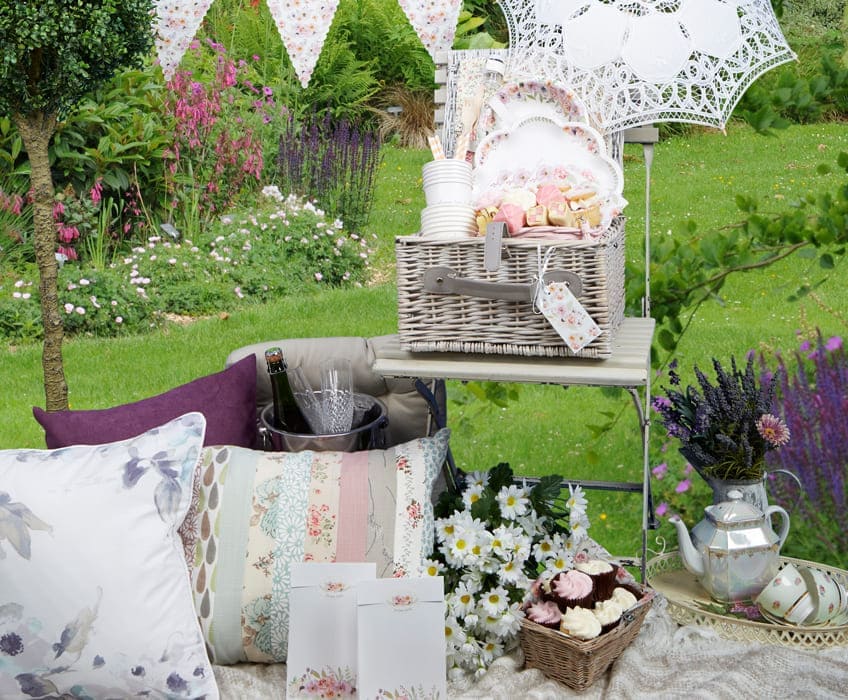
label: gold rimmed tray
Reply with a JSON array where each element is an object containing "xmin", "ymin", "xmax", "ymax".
[{"xmin": 646, "ymin": 552, "xmax": 848, "ymax": 649}]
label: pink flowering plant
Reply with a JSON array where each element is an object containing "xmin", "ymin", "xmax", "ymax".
[
  {"xmin": 427, "ymin": 463, "xmax": 589, "ymax": 679},
  {"xmin": 653, "ymin": 355, "xmax": 790, "ymax": 481}
]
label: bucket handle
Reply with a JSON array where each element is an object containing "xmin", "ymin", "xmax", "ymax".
[{"xmin": 767, "ymin": 469, "xmax": 805, "ymax": 510}]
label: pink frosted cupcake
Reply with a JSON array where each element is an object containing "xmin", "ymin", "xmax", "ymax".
[
  {"xmin": 575, "ymin": 559, "xmax": 617, "ymax": 601},
  {"xmin": 525, "ymin": 600, "xmax": 562, "ymax": 630},
  {"xmin": 550, "ymin": 569, "xmax": 594, "ymax": 611}
]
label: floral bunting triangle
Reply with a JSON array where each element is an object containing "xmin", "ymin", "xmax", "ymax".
[
  {"xmin": 266, "ymin": 0, "xmax": 341, "ymax": 88},
  {"xmin": 397, "ymin": 0, "xmax": 463, "ymax": 62},
  {"xmin": 153, "ymin": 0, "xmax": 216, "ymax": 81}
]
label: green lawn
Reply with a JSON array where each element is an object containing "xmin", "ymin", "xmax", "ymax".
[{"xmin": 2, "ymin": 120, "xmax": 846, "ymax": 563}]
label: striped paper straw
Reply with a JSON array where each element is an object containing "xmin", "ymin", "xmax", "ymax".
[
  {"xmin": 454, "ymin": 131, "xmax": 471, "ymax": 160},
  {"xmin": 427, "ymin": 133, "xmax": 445, "ymax": 160}
]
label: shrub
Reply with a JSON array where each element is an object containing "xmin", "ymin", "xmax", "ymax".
[
  {"xmin": 276, "ymin": 113, "xmax": 382, "ymax": 234},
  {"xmin": 162, "ymin": 40, "xmax": 285, "ymax": 236},
  {"xmin": 765, "ymin": 333, "xmax": 848, "ymax": 568},
  {"xmin": 210, "ymin": 186, "xmax": 373, "ymax": 300}
]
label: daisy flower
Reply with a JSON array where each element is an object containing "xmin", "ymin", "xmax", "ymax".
[
  {"xmin": 444, "ymin": 615, "xmax": 467, "ymax": 649},
  {"xmin": 462, "ymin": 482, "xmax": 485, "ymax": 509},
  {"xmin": 450, "ymin": 581, "xmax": 479, "ymax": 617},
  {"xmin": 496, "ymin": 558, "xmax": 523, "ymax": 586},
  {"xmin": 756, "ymin": 413, "xmax": 791, "ymax": 447},
  {"xmin": 465, "ymin": 470, "xmax": 490, "ymax": 489},
  {"xmin": 497, "ymin": 484, "xmax": 529, "ymax": 519},
  {"xmin": 480, "ymin": 586, "xmax": 509, "ymax": 616},
  {"xmin": 567, "ymin": 484, "xmax": 588, "ymax": 513},
  {"xmin": 423, "ymin": 558, "xmax": 444, "ymax": 577}
]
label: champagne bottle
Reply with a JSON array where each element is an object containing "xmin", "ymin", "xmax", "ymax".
[{"xmin": 264, "ymin": 347, "xmax": 310, "ymax": 434}]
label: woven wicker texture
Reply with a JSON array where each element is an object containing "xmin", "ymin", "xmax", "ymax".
[
  {"xmin": 647, "ymin": 552, "xmax": 848, "ymax": 649},
  {"xmin": 396, "ymin": 218, "xmax": 625, "ymax": 358},
  {"xmin": 520, "ymin": 589, "xmax": 652, "ymax": 691}
]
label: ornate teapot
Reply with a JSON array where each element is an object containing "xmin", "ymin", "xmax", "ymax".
[{"xmin": 670, "ymin": 489, "xmax": 790, "ymax": 603}]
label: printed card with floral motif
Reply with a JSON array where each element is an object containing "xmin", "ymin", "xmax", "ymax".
[
  {"xmin": 357, "ymin": 577, "xmax": 447, "ymax": 699},
  {"xmin": 287, "ymin": 562, "xmax": 376, "ymax": 699}
]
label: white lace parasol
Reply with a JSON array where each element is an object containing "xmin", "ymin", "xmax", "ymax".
[{"xmin": 499, "ymin": 0, "xmax": 796, "ymax": 132}]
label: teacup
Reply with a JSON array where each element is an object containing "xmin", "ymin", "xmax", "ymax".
[
  {"xmin": 755, "ymin": 563, "xmax": 813, "ymax": 624},
  {"xmin": 799, "ymin": 566, "xmax": 846, "ymax": 625}
]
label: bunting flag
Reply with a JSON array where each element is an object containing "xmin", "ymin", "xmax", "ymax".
[
  {"xmin": 266, "ymin": 0, "xmax": 341, "ymax": 88},
  {"xmin": 153, "ymin": 0, "xmax": 216, "ymax": 81},
  {"xmin": 397, "ymin": 0, "xmax": 463, "ymax": 62},
  {"xmin": 151, "ymin": 0, "xmax": 462, "ymax": 87}
]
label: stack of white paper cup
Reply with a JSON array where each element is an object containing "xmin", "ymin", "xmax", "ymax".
[{"xmin": 420, "ymin": 160, "xmax": 476, "ymax": 239}]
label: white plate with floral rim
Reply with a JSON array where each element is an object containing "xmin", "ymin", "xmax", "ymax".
[
  {"xmin": 475, "ymin": 80, "xmax": 589, "ymax": 141},
  {"xmin": 473, "ymin": 116, "xmax": 624, "ymax": 198}
]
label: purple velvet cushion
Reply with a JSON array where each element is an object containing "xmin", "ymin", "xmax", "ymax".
[{"xmin": 33, "ymin": 355, "xmax": 257, "ymax": 449}]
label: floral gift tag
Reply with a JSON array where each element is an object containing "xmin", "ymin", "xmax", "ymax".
[{"xmin": 535, "ymin": 279, "xmax": 602, "ymax": 352}]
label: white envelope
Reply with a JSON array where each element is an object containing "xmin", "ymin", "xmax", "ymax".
[
  {"xmin": 357, "ymin": 577, "xmax": 447, "ymax": 699},
  {"xmin": 287, "ymin": 562, "xmax": 376, "ymax": 699}
]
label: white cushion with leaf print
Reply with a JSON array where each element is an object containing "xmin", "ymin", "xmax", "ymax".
[{"xmin": 0, "ymin": 412, "xmax": 218, "ymax": 699}]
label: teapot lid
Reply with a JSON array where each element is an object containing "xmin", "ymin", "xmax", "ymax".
[{"xmin": 705, "ymin": 489, "xmax": 763, "ymax": 526}]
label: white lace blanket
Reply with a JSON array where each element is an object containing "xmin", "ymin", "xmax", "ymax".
[{"xmin": 213, "ymin": 598, "xmax": 848, "ymax": 699}]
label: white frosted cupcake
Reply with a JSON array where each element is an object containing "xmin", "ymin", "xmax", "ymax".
[
  {"xmin": 593, "ymin": 599, "xmax": 624, "ymax": 635},
  {"xmin": 575, "ymin": 559, "xmax": 617, "ymax": 601},
  {"xmin": 559, "ymin": 606, "xmax": 601, "ymax": 641},
  {"xmin": 611, "ymin": 586, "xmax": 639, "ymax": 611}
]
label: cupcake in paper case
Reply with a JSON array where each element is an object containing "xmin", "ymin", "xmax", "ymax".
[
  {"xmin": 560, "ymin": 606, "xmax": 601, "ymax": 641},
  {"xmin": 550, "ymin": 569, "xmax": 594, "ymax": 611},
  {"xmin": 575, "ymin": 558, "xmax": 617, "ymax": 601},
  {"xmin": 525, "ymin": 600, "xmax": 562, "ymax": 630},
  {"xmin": 593, "ymin": 599, "xmax": 624, "ymax": 635},
  {"xmin": 610, "ymin": 586, "xmax": 639, "ymax": 612}
]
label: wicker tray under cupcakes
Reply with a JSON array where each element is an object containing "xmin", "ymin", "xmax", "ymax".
[{"xmin": 520, "ymin": 582, "xmax": 653, "ymax": 691}]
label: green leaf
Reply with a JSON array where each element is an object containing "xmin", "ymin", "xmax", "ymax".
[
  {"xmin": 820, "ymin": 253, "xmax": 835, "ymax": 269},
  {"xmin": 659, "ymin": 328, "xmax": 676, "ymax": 351}
]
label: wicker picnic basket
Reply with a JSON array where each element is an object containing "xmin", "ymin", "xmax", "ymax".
[
  {"xmin": 520, "ymin": 588, "xmax": 652, "ymax": 691},
  {"xmin": 395, "ymin": 217, "xmax": 625, "ymax": 359}
]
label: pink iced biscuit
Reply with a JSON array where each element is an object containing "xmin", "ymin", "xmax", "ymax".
[
  {"xmin": 493, "ymin": 203, "xmax": 526, "ymax": 234},
  {"xmin": 536, "ymin": 183, "xmax": 566, "ymax": 208}
]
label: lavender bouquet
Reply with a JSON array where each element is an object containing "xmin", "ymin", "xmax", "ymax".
[{"xmin": 653, "ymin": 355, "xmax": 790, "ymax": 481}]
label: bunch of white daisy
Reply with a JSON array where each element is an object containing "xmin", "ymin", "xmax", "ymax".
[{"xmin": 427, "ymin": 463, "xmax": 590, "ymax": 679}]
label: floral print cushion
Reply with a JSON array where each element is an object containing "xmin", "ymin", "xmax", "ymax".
[
  {"xmin": 179, "ymin": 428, "xmax": 450, "ymax": 665},
  {"xmin": 0, "ymin": 412, "xmax": 218, "ymax": 699}
]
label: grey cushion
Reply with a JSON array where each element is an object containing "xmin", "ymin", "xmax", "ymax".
[{"xmin": 225, "ymin": 335, "xmax": 434, "ymax": 448}]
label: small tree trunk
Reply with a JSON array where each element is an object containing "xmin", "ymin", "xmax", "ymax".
[{"xmin": 15, "ymin": 110, "xmax": 69, "ymax": 412}]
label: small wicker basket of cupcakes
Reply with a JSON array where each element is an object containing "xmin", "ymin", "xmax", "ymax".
[{"xmin": 520, "ymin": 555, "xmax": 655, "ymax": 691}]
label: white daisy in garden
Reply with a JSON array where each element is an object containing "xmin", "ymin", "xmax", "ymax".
[
  {"xmin": 480, "ymin": 586, "xmax": 509, "ymax": 616},
  {"xmin": 465, "ymin": 470, "xmax": 490, "ymax": 489},
  {"xmin": 446, "ymin": 530, "xmax": 478, "ymax": 567},
  {"xmin": 444, "ymin": 615, "xmax": 467, "ymax": 649},
  {"xmin": 532, "ymin": 531, "xmax": 564, "ymax": 561},
  {"xmin": 450, "ymin": 581, "xmax": 479, "ymax": 617},
  {"xmin": 423, "ymin": 558, "xmax": 444, "ymax": 577},
  {"xmin": 435, "ymin": 516, "xmax": 456, "ymax": 543},
  {"xmin": 510, "ymin": 531, "xmax": 533, "ymax": 562},
  {"xmin": 497, "ymin": 557, "xmax": 524, "ymax": 586},
  {"xmin": 462, "ymin": 482, "xmax": 485, "ymax": 509},
  {"xmin": 569, "ymin": 515, "xmax": 590, "ymax": 542},
  {"xmin": 490, "ymin": 524, "xmax": 515, "ymax": 558},
  {"xmin": 567, "ymin": 483, "xmax": 588, "ymax": 514},
  {"xmin": 479, "ymin": 636, "xmax": 505, "ymax": 664},
  {"xmin": 545, "ymin": 550, "xmax": 575, "ymax": 576},
  {"xmin": 515, "ymin": 511, "xmax": 544, "ymax": 539},
  {"xmin": 496, "ymin": 484, "xmax": 529, "ymax": 519},
  {"xmin": 491, "ymin": 606, "xmax": 523, "ymax": 639}
]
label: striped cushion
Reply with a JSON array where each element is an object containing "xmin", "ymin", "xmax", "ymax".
[{"xmin": 178, "ymin": 429, "xmax": 449, "ymax": 664}]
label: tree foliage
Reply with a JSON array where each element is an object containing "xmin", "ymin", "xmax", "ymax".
[
  {"xmin": 0, "ymin": 0, "xmax": 154, "ymax": 411},
  {"xmin": 0, "ymin": 1, "xmax": 154, "ymax": 119}
]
